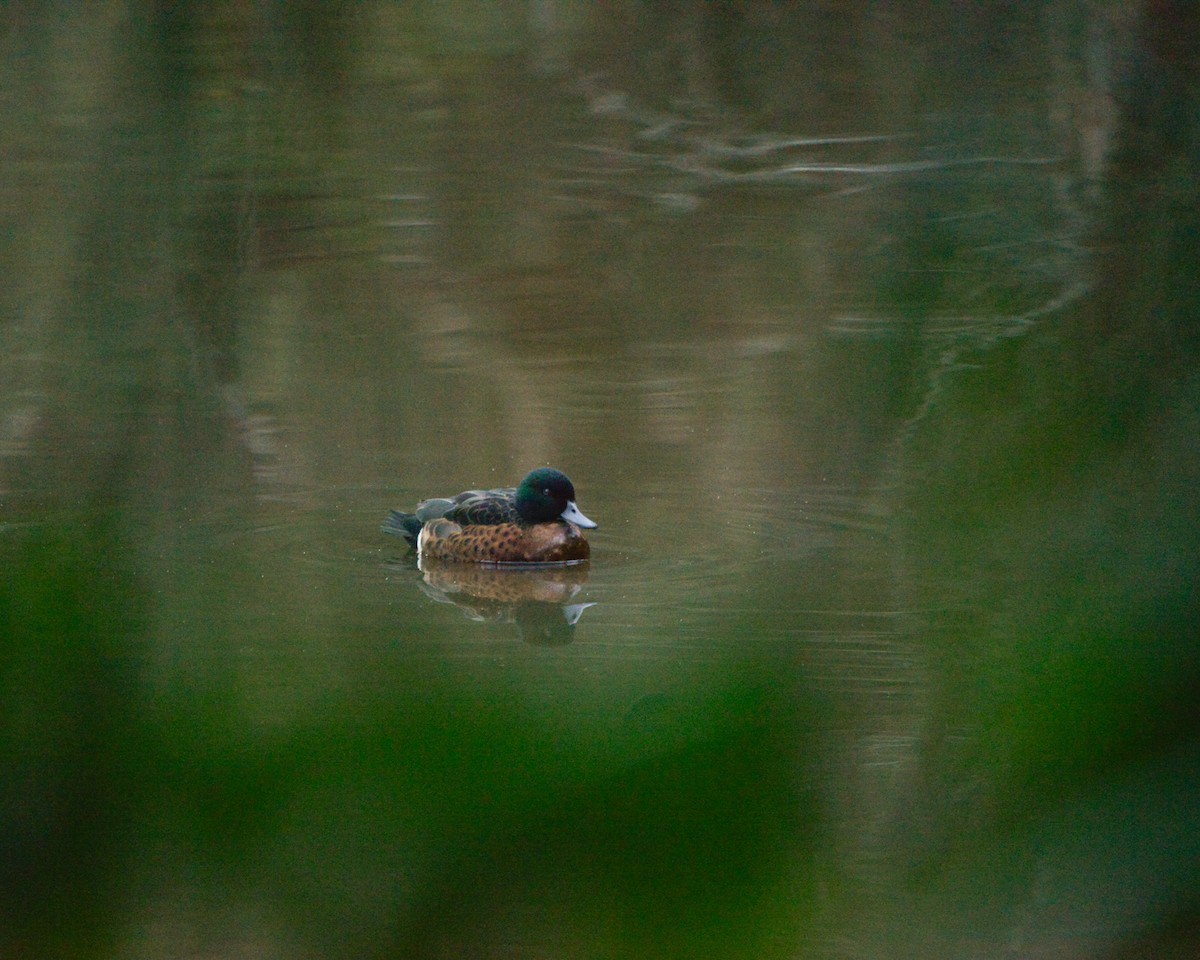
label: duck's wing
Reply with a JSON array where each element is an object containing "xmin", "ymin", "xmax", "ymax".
[
  {"xmin": 441, "ymin": 487, "xmax": 520, "ymax": 525},
  {"xmin": 414, "ymin": 497, "xmax": 456, "ymax": 521}
]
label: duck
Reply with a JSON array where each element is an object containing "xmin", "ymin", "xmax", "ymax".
[{"xmin": 382, "ymin": 467, "xmax": 597, "ymax": 564}]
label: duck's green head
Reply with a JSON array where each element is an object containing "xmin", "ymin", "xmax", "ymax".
[{"xmin": 516, "ymin": 468, "xmax": 598, "ymax": 528}]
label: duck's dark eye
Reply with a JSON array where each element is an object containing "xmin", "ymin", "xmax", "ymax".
[{"xmin": 542, "ymin": 488, "xmax": 550, "ymax": 496}]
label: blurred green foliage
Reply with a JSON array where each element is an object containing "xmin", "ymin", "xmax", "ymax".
[
  {"xmin": 0, "ymin": 519, "xmax": 820, "ymax": 959},
  {"xmin": 0, "ymin": 520, "xmax": 145, "ymax": 958}
]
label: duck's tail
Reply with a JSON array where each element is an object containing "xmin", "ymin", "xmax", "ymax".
[{"xmin": 381, "ymin": 510, "xmax": 423, "ymax": 548}]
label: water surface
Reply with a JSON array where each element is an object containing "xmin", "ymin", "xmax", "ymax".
[{"xmin": 2, "ymin": 4, "xmax": 1198, "ymax": 959}]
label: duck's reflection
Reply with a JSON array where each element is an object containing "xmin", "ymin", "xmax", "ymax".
[{"xmin": 415, "ymin": 557, "xmax": 595, "ymax": 645}]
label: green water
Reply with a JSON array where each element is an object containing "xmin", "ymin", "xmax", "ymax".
[{"xmin": 2, "ymin": 4, "xmax": 1198, "ymax": 958}]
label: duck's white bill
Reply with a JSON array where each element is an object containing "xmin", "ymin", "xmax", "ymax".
[{"xmin": 560, "ymin": 501, "xmax": 598, "ymax": 529}]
